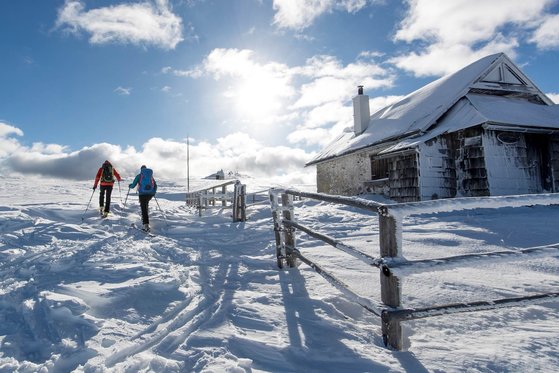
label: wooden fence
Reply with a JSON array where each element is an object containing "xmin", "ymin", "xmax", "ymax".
[
  {"xmin": 186, "ymin": 180, "xmax": 247, "ymax": 222},
  {"xmin": 269, "ymin": 189, "xmax": 559, "ymax": 350}
]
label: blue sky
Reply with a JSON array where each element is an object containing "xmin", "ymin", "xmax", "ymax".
[{"xmin": 1, "ymin": 0, "xmax": 559, "ymax": 183}]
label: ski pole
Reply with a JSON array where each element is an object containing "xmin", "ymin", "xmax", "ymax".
[
  {"xmin": 153, "ymin": 196, "xmax": 169, "ymax": 226},
  {"xmin": 81, "ymin": 189, "xmax": 95, "ymax": 221},
  {"xmin": 124, "ymin": 188, "xmax": 131, "ymax": 206}
]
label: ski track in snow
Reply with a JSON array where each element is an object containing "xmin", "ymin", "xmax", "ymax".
[{"xmin": 0, "ymin": 179, "xmax": 558, "ymax": 372}]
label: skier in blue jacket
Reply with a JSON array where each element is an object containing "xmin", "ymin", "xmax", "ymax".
[{"xmin": 129, "ymin": 165, "xmax": 158, "ymax": 232}]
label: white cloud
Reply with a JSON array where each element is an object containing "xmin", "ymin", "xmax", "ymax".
[
  {"xmin": 358, "ymin": 50, "xmax": 385, "ymax": 59},
  {"xmin": 55, "ymin": 0, "xmax": 183, "ymax": 49},
  {"xmin": 294, "ymin": 77, "xmax": 353, "ymax": 108},
  {"xmin": 178, "ymin": 48, "xmax": 297, "ymax": 123},
  {"xmin": 390, "ymin": 38, "xmax": 519, "ymax": 77},
  {"xmin": 530, "ymin": 14, "xmax": 559, "ymax": 49},
  {"xmin": 392, "ymin": 0, "xmax": 554, "ymax": 77},
  {"xmin": 169, "ymin": 48, "xmax": 394, "ymax": 145},
  {"xmin": 395, "ymin": 0, "xmax": 549, "ymax": 45},
  {"xmin": 368, "ymin": 95, "xmax": 407, "ymax": 114},
  {"xmin": 0, "ymin": 122, "xmax": 23, "ymax": 158},
  {"xmin": 287, "ymin": 95, "xmax": 405, "ymax": 147},
  {"xmin": 304, "ymin": 102, "xmax": 352, "ymax": 129},
  {"xmin": 272, "ymin": 0, "xmax": 333, "ymax": 30},
  {"xmin": 291, "ymin": 55, "xmax": 393, "ymax": 110},
  {"xmin": 272, "ymin": 0, "xmax": 373, "ymax": 30},
  {"xmin": 114, "ymin": 86, "xmax": 132, "ymax": 95},
  {"xmin": 30, "ymin": 143, "xmax": 69, "ymax": 154},
  {"xmin": 0, "ymin": 124, "xmax": 315, "ymax": 184},
  {"xmin": 0, "ymin": 122, "xmax": 24, "ymax": 137},
  {"xmin": 287, "ymin": 127, "xmax": 338, "ymax": 147},
  {"xmin": 547, "ymin": 93, "xmax": 559, "ymax": 104}
]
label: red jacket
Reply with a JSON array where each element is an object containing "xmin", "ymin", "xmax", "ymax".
[{"xmin": 93, "ymin": 165, "xmax": 122, "ymax": 188}]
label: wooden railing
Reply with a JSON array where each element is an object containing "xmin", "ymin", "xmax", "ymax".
[
  {"xmin": 245, "ymin": 189, "xmax": 271, "ymax": 206},
  {"xmin": 186, "ymin": 180, "xmax": 246, "ymax": 222},
  {"xmin": 269, "ymin": 189, "xmax": 559, "ymax": 350}
]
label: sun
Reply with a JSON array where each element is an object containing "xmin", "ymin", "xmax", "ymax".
[{"xmin": 232, "ymin": 73, "xmax": 289, "ymax": 123}]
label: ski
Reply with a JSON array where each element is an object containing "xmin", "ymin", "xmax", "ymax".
[{"xmin": 130, "ymin": 223, "xmax": 155, "ymax": 237}]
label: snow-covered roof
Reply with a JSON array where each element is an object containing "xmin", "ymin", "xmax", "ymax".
[
  {"xmin": 380, "ymin": 94, "xmax": 559, "ymax": 154},
  {"xmin": 307, "ymin": 53, "xmax": 556, "ymax": 165},
  {"xmin": 467, "ymin": 94, "xmax": 559, "ymax": 128}
]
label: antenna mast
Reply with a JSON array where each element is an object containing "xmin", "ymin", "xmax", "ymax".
[{"xmin": 187, "ymin": 136, "xmax": 190, "ymax": 193}]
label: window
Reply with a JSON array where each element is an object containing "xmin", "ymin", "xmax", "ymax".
[{"xmin": 371, "ymin": 157, "xmax": 389, "ymax": 180}]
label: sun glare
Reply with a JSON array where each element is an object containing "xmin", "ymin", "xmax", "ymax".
[{"xmin": 233, "ymin": 74, "xmax": 285, "ymax": 122}]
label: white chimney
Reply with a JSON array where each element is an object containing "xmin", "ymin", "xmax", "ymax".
[{"xmin": 353, "ymin": 85, "xmax": 370, "ymax": 136}]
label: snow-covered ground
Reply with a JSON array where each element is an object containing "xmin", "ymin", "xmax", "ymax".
[{"xmin": 1, "ymin": 177, "xmax": 558, "ymax": 372}]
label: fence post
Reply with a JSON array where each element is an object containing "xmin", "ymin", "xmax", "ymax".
[
  {"xmin": 222, "ymin": 185, "xmax": 227, "ymax": 206},
  {"xmin": 269, "ymin": 190, "xmax": 285, "ymax": 268},
  {"xmin": 198, "ymin": 193, "xmax": 203, "ymax": 217},
  {"xmin": 233, "ymin": 182, "xmax": 240, "ymax": 222},
  {"xmin": 240, "ymin": 184, "xmax": 247, "ymax": 222},
  {"xmin": 281, "ymin": 193, "xmax": 297, "ymax": 268},
  {"xmin": 379, "ymin": 213, "xmax": 403, "ymax": 350}
]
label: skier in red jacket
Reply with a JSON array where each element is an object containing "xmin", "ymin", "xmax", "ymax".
[{"xmin": 93, "ymin": 160, "xmax": 122, "ymax": 218}]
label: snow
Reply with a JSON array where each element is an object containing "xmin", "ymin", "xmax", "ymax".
[
  {"xmin": 1, "ymin": 177, "xmax": 559, "ymax": 372},
  {"xmin": 467, "ymin": 94, "xmax": 559, "ymax": 129}
]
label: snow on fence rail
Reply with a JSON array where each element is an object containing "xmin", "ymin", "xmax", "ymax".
[
  {"xmin": 269, "ymin": 189, "xmax": 559, "ymax": 351},
  {"xmin": 245, "ymin": 188, "xmax": 271, "ymax": 206},
  {"xmin": 186, "ymin": 180, "xmax": 246, "ymax": 222}
]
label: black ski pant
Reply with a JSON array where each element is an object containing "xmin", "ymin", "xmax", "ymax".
[
  {"xmin": 99, "ymin": 185, "xmax": 113, "ymax": 213},
  {"xmin": 139, "ymin": 194, "xmax": 154, "ymax": 225}
]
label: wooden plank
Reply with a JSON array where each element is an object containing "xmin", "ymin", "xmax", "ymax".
[
  {"xmin": 387, "ymin": 292, "xmax": 559, "ymax": 322},
  {"xmin": 281, "ymin": 193, "xmax": 297, "ymax": 267},
  {"xmin": 199, "ymin": 193, "xmax": 231, "ymax": 200},
  {"xmin": 379, "ymin": 192, "xmax": 559, "ymax": 217},
  {"xmin": 269, "ymin": 191, "xmax": 284, "ymax": 268},
  {"xmin": 233, "ymin": 183, "xmax": 240, "ymax": 222},
  {"xmin": 283, "ymin": 219, "xmax": 382, "ymax": 267},
  {"xmin": 294, "ymin": 251, "xmax": 382, "ymax": 316},
  {"xmin": 387, "ymin": 244, "xmax": 559, "ymax": 276},
  {"xmin": 187, "ymin": 179, "xmax": 237, "ymax": 193},
  {"xmin": 240, "ymin": 184, "xmax": 247, "ymax": 222},
  {"xmin": 283, "ymin": 189, "xmax": 383, "ymax": 213},
  {"xmin": 378, "ymin": 214, "xmax": 403, "ymax": 350}
]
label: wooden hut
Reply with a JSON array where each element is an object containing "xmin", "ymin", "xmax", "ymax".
[{"xmin": 307, "ymin": 53, "xmax": 559, "ymax": 201}]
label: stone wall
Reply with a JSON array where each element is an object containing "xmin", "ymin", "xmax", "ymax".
[{"xmin": 316, "ymin": 151, "xmax": 371, "ymax": 196}]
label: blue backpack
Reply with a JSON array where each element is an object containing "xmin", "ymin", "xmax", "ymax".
[{"xmin": 138, "ymin": 168, "xmax": 156, "ymax": 195}]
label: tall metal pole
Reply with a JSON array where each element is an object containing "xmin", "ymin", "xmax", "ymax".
[{"xmin": 187, "ymin": 136, "xmax": 190, "ymax": 193}]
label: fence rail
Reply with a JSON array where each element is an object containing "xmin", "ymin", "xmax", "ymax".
[
  {"xmin": 269, "ymin": 189, "xmax": 559, "ymax": 351},
  {"xmin": 186, "ymin": 180, "xmax": 246, "ymax": 222}
]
